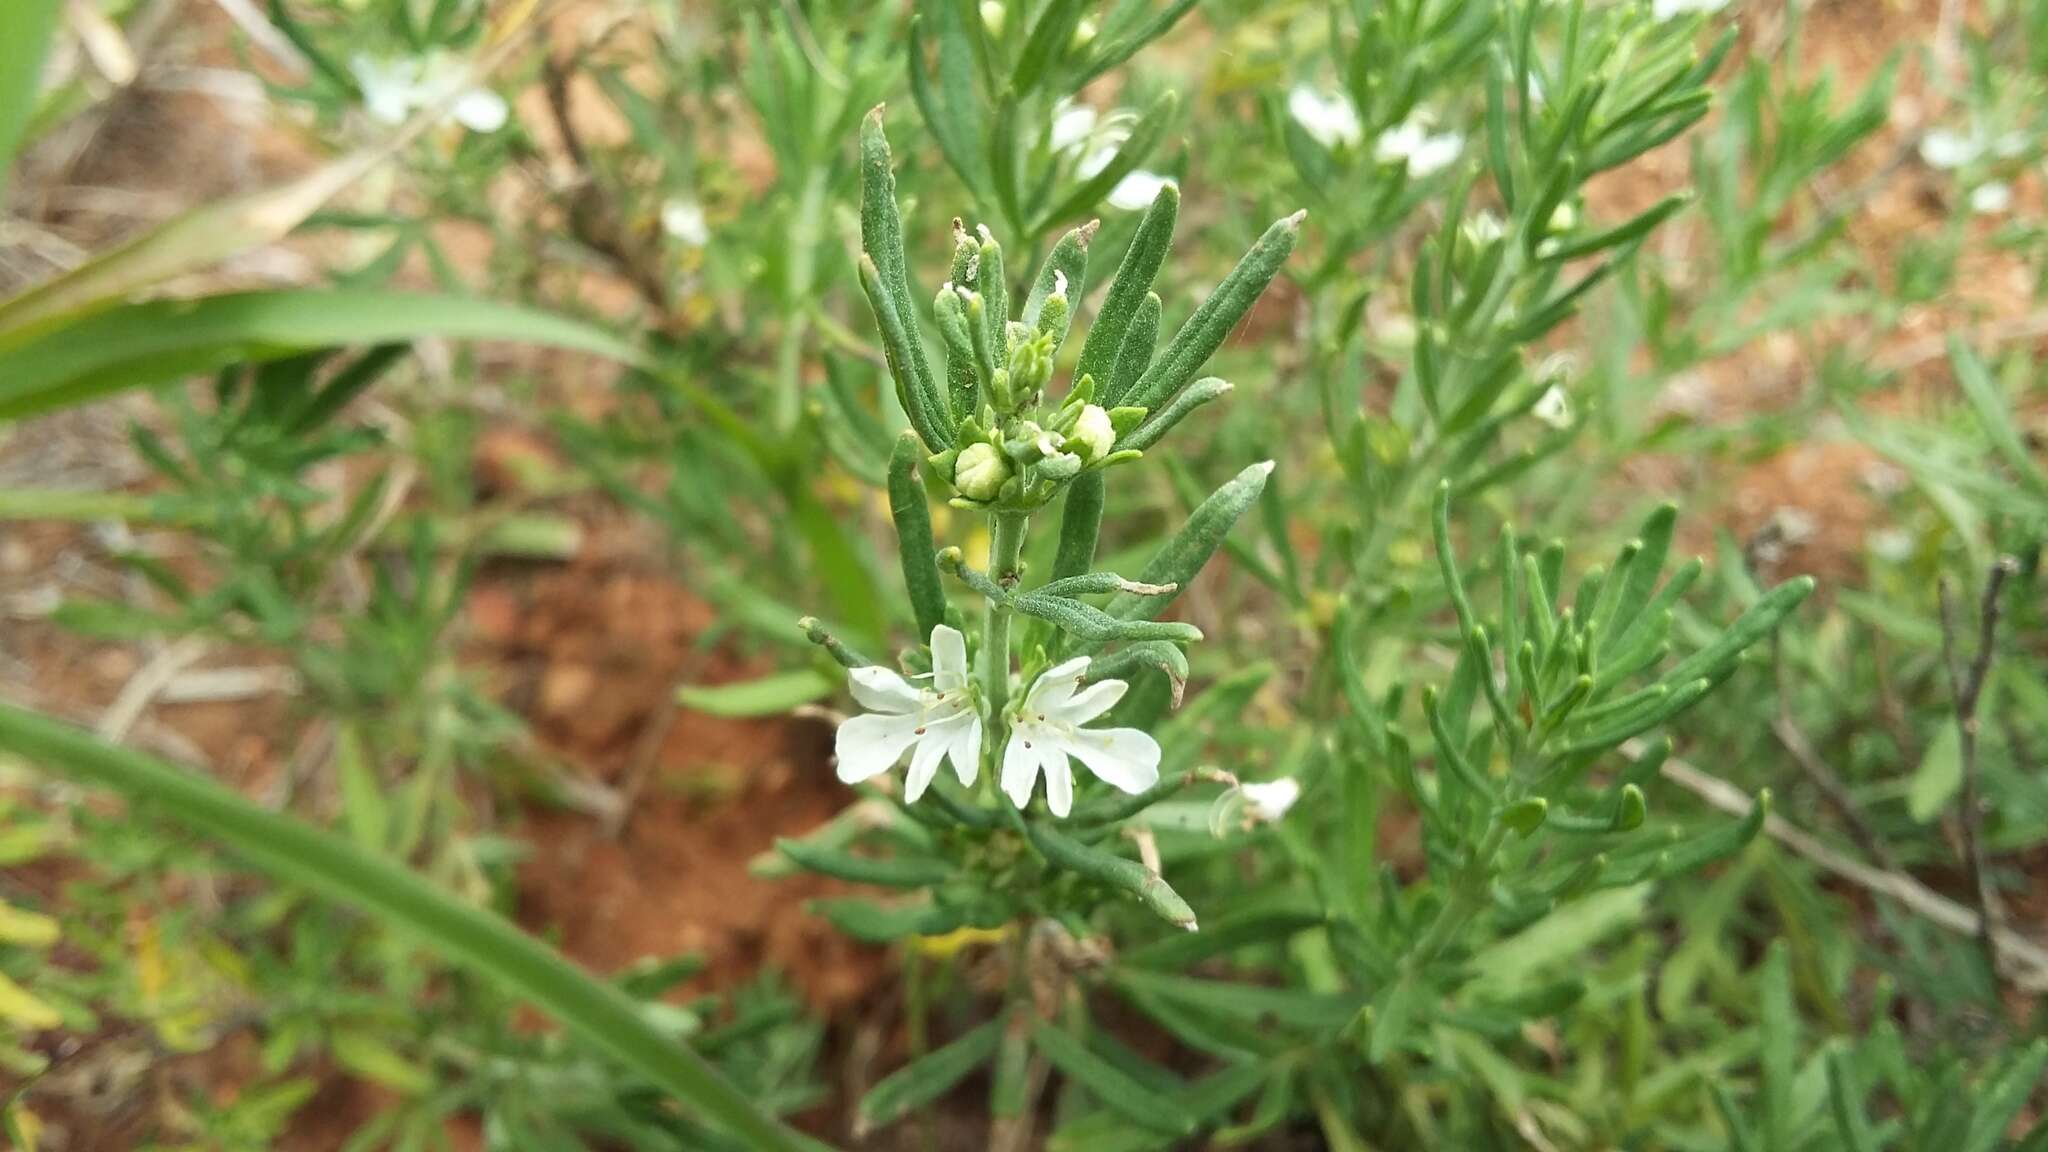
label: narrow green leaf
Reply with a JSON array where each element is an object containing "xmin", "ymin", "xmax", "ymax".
[
  {"xmin": 676, "ymin": 670, "xmax": 835, "ymax": 718},
  {"xmin": 1105, "ymin": 461, "xmax": 1272, "ymax": 623},
  {"xmin": 773, "ymin": 839, "xmax": 952, "ymax": 889},
  {"xmin": 0, "ymin": 290, "xmax": 647, "ymax": 423},
  {"xmin": 1124, "ymin": 212, "xmax": 1304, "ymax": 413},
  {"xmin": 1027, "ymin": 823, "xmax": 1197, "ymax": 929},
  {"xmin": 857, "ymin": 1017, "xmax": 1006, "ymax": 1135},
  {"xmin": 0, "ymin": 0, "xmax": 62, "ymax": 206},
  {"xmin": 1030, "ymin": 1022, "xmax": 1192, "ymax": 1135},
  {"xmin": 888, "ymin": 433, "xmax": 948, "ymax": 638}
]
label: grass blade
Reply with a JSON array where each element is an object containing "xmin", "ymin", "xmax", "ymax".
[{"xmin": 0, "ymin": 703, "xmax": 824, "ymax": 1152}]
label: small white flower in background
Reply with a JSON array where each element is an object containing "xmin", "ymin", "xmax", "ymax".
[
  {"xmin": 1532, "ymin": 384, "xmax": 1573, "ymax": 430},
  {"xmin": 980, "ymin": 0, "xmax": 1005, "ymax": 37},
  {"xmin": 1053, "ymin": 98, "xmax": 1137, "ymax": 180},
  {"xmin": 835, "ymin": 625, "xmax": 983, "ymax": 803},
  {"xmin": 1106, "ymin": 170, "xmax": 1175, "ymax": 211},
  {"xmin": 1920, "ymin": 127, "xmax": 1981, "ymax": 170},
  {"xmin": 1287, "ymin": 85, "xmax": 1363, "ymax": 150},
  {"xmin": 1970, "ymin": 181, "xmax": 2013, "ymax": 215},
  {"xmin": 1651, "ymin": 0, "xmax": 1730, "ymax": 20},
  {"xmin": 351, "ymin": 52, "xmax": 507, "ymax": 134},
  {"xmin": 1003, "ymin": 657, "xmax": 1161, "ymax": 817},
  {"xmin": 1050, "ymin": 99, "xmax": 1098, "ymax": 154},
  {"xmin": 1869, "ymin": 527, "xmax": 1916, "ymax": 562},
  {"xmin": 1375, "ymin": 114, "xmax": 1463, "ymax": 178},
  {"xmin": 1769, "ymin": 505, "xmax": 1818, "ymax": 545},
  {"xmin": 661, "ymin": 198, "xmax": 711, "ymax": 247},
  {"xmin": 1239, "ymin": 778, "xmax": 1301, "ymax": 824},
  {"xmin": 1463, "ymin": 211, "xmax": 1506, "ymax": 246}
]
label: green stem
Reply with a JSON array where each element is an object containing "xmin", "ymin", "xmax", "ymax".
[
  {"xmin": 1403, "ymin": 820, "xmax": 1509, "ymax": 969},
  {"xmin": 980, "ymin": 511, "xmax": 1030, "ymax": 723},
  {"xmin": 773, "ymin": 167, "xmax": 829, "ymax": 434}
]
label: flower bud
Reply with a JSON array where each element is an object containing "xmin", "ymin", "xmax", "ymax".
[
  {"xmin": 1068, "ymin": 403, "xmax": 1115, "ymax": 461},
  {"xmin": 954, "ymin": 441, "xmax": 1012, "ymax": 501},
  {"xmin": 980, "ymin": 0, "xmax": 1004, "ymax": 38}
]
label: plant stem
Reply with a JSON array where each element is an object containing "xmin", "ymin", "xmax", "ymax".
[
  {"xmin": 980, "ymin": 511, "xmax": 1030, "ymax": 722},
  {"xmin": 1404, "ymin": 820, "xmax": 1509, "ymax": 969}
]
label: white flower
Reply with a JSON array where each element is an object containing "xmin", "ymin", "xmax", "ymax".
[
  {"xmin": 1532, "ymin": 384, "xmax": 1572, "ymax": 429},
  {"xmin": 1375, "ymin": 115, "xmax": 1463, "ymax": 177},
  {"xmin": 1050, "ymin": 99, "xmax": 1098, "ymax": 154},
  {"xmin": 1240, "ymin": 778, "xmax": 1301, "ymax": 824},
  {"xmin": 1288, "ymin": 85, "xmax": 1363, "ymax": 150},
  {"xmin": 661, "ymin": 198, "xmax": 710, "ymax": 246},
  {"xmin": 835, "ymin": 625, "xmax": 982, "ymax": 803},
  {"xmin": 1464, "ymin": 211, "xmax": 1506, "ymax": 246},
  {"xmin": 1920, "ymin": 128, "xmax": 1981, "ymax": 170},
  {"xmin": 1869, "ymin": 528, "xmax": 1916, "ymax": 561},
  {"xmin": 1970, "ymin": 181, "xmax": 2013, "ymax": 214},
  {"xmin": 1769, "ymin": 506, "xmax": 1817, "ymax": 544},
  {"xmin": 1107, "ymin": 170, "xmax": 1175, "ymax": 211},
  {"xmin": 1055, "ymin": 98, "xmax": 1135, "ymax": 179},
  {"xmin": 1651, "ymin": 0, "xmax": 1730, "ymax": 20},
  {"xmin": 350, "ymin": 52, "xmax": 507, "ymax": 134},
  {"xmin": 1003, "ymin": 657, "xmax": 1161, "ymax": 817}
]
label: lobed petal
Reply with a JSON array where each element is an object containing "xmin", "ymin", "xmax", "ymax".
[
  {"xmin": 1058, "ymin": 726, "xmax": 1161, "ymax": 795},
  {"xmin": 1024, "ymin": 656, "xmax": 1092, "ymax": 712},
  {"xmin": 1052, "ymin": 677, "xmax": 1127, "ymax": 725},
  {"xmin": 930, "ymin": 624, "xmax": 970, "ymax": 693},
  {"xmin": 947, "ymin": 713, "xmax": 983, "ymax": 787},
  {"xmin": 835, "ymin": 710, "xmax": 923, "ymax": 784},
  {"xmin": 849, "ymin": 665, "xmax": 921, "ymax": 713},
  {"xmin": 1001, "ymin": 726, "xmax": 1047, "ymax": 810}
]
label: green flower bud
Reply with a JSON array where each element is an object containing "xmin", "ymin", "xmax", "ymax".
[
  {"xmin": 1038, "ymin": 452, "xmax": 1083, "ymax": 481},
  {"xmin": 1068, "ymin": 403, "xmax": 1115, "ymax": 461},
  {"xmin": 954, "ymin": 441, "xmax": 1012, "ymax": 501},
  {"xmin": 980, "ymin": 0, "xmax": 1004, "ymax": 38}
]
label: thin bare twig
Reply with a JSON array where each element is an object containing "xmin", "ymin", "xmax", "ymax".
[
  {"xmin": 540, "ymin": 56, "xmax": 675, "ymax": 320},
  {"xmin": 1649, "ymin": 746, "xmax": 2048, "ymax": 993},
  {"xmin": 1938, "ymin": 557, "xmax": 2018, "ymax": 980}
]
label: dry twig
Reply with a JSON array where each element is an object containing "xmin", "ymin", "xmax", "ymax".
[{"xmin": 1938, "ymin": 557, "xmax": 2019, "ymax": 979}]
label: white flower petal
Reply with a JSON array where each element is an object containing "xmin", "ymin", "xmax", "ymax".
[
  {"xmin": 1001, "ymin": 730, "xmax": 1043, "ymax": 810},
  {"xmin": 1408, "ymin": 131, "xmax": 1464, "ymax": 177},
  {"xmin": 1374, "ymin": 121, "xmax": 1425, "ymax": 164},
  {"xmin": 1045, "ymin": 752, "xmax": 1075, "ymax": 817},
  {"xmin": 1288, "ymin": 85, "xmax": 1362, "ymax": 149},
  {"xmin": 903, "ymin": 724, "xmax": 951, "ymax": 802},
  {"xmin": 1057, "ymin": 726, "xmax": 1160, "ymax": 795},
  {"xmin": 1025, "ymin": 656, "xmax": 1093, "ymax": 711},
  {"xmin": 1532, "ymin": 384, "xmax": 1572, "ymax": 430},
  {"xmin": 352, "ymin": 56, "xmax": 418, "ymax": 125},
  {"xmin": 848, "ymin": 665, "xmax": 921, "ymax": 713},
  {"xmin": 835, "ymin": 710, "xmax": 923, "ymax": 783},
  {"xmin": 1050, "ymin": 100, "xmax": 1097, "ymax": 154},
  {"xmin": 453, "ymin": 87, "xmax": 508, "ymax": 133},
  {"xmin": 1971, "ymin": 181, "xmax": 2012, "ymax": 214},
  {"xmin": 948, "ymin": 713, "xmax": 983, "ymax": 786},
  {"xmin": 1055, "ymin": 678, "xmax": 1128, "ymax": 725},
  {"xmin": 1106, "ymin": 170, "xmax": 1173, "ymax": 212},
  {"xmin": 1241, "ymin": 778, "xmax": 1301, "ymax": 823},
  {"xmin": 930, "ymin": 624, "xmax": 970, "ymax": 692},
  {"xmin": 661, "ymin": 198, "xmax": 710, "ymax": 246},
  {"xmin": 1921, "ymin": 128, "xmax": 1980, "ymax": 170}
]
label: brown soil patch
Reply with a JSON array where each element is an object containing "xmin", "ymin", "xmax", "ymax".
[{"xmin": 465, "ymin": 531, "xmax": 887, "ymax": 1018}]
